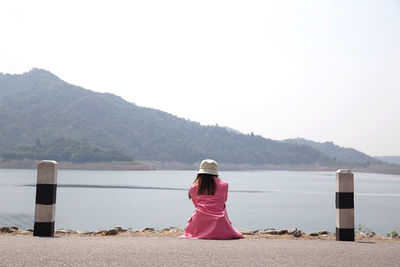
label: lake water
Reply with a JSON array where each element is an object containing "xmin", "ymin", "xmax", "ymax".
[{"xmin": 0, "ymin": 169, "xmax": 399, "ymax": 234}]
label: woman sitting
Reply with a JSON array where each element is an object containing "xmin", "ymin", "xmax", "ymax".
[{"xmin": 184, "ymin": 159, "xmax": 243, "ymax": 239}]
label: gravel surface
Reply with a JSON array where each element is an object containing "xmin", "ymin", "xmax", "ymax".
[{"xmin": 0, "ymin": 235, "xmax": 399, "ymax": 266}]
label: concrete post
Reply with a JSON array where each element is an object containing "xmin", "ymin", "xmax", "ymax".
[
  {"xmin": 335, "ymin": 169, "xmax": 354, "ymax": 241},
  {"xmin": 34, "ymin": 160, "xmax": 58, "ymax": 237}
]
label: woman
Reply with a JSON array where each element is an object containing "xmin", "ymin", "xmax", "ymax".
[{"xmin": 184, "ymin": 159, "xmax": 243, "ymax": 239}]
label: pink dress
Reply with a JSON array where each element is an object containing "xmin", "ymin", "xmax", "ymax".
[{"xmin": 184, "ymin": 177, "xmax": 243, "ymax": 239}]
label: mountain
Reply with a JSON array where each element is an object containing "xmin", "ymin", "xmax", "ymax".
[
  {"xmin": 0, "ymin": 68, "xmax": 367, "ymax": 166},
  {"xmin": 284, "ymin": 138, "xmax": 380, "ymax": 165},
  {"xmin": 2, "ymin": 138, "xmax": 132, "ymax": 163},
  {"xmin": 375, "ymin": 156, "xmax": 400, "ymax": 165}
]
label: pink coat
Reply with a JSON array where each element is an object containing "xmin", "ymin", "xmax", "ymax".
[{"xmin": 184, "ymin": 177, "xmax": 243, "ymax": 239}]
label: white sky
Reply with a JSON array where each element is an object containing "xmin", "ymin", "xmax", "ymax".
[{"xmin": 1, "ymin": 0, "xmax": 399, "ymax": 156}]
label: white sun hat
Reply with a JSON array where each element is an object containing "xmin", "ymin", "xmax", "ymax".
[{"xmin": 198, "ymin": 159, "xmax": 220, "ymax": 176}]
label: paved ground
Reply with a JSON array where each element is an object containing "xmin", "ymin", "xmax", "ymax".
[{"xmin": 0, "ymin": 236, "xmax": 399, "ymax": 266}]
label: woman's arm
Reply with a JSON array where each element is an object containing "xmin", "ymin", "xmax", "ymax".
[
  {"xmin": 189, "ymin": 186, "xmax": 196, "ymax": 205},
  {"xmin": 225, "ymin": 183, "xmax": 228, "ymax": 202}
]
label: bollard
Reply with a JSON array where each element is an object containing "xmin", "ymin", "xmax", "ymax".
[
  {"xmin": 335, "ymin": 169, "xmax": 354, "ymax": 241},
  {"xmin": 34, "ymin": 160, "xmax": 58, "ymax": 237}
]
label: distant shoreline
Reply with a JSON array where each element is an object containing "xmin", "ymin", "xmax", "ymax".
[
  {"xmin": 0, "ymin": 160, "xmax": 153, "ymax": 171},
  {"xmin": 0, "ymin": 160, "xmax": 400, "ymax": 175}
]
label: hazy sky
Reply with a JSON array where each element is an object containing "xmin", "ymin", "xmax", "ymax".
[{"xmin": 1, "ymin": 0, "xmax": 399, "ymax": 156}]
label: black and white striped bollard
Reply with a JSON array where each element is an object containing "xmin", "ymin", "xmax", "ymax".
[
  {"xmin": 336, "ymin": 169, "xmax": 354, "ymax": 241},
  {"xmin": 34, "ymin": 160, "xmax": 58, "ymax": 237}
]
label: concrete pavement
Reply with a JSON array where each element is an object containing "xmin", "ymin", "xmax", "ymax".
[{"xmin": 0, "ymin": 236, "xmax": 399, "ymax": 266}]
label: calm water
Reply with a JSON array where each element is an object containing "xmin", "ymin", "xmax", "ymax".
[{"xmin": 0, "ymin": 169, "xmax": 399, "ymax": 234}]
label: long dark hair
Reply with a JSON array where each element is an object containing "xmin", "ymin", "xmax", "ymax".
[{"xmin": 188, "ymin": 173, "xmax": 217, "ymax": 199}]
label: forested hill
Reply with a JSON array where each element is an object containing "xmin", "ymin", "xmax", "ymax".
[
  {"xmin": 0, "ymin": 69, "xmax": 366, "ymax": 165},
  {"xmin": 284, "ymin": 138, "xmax": 380, "ymax": 165},
  {"xmin": 2, "ymin": 138, "xmax": 132, "ymax": 163},
  {"xmin": 375, "ymin": 156, "xmax": 400, "ymax": 165}
]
